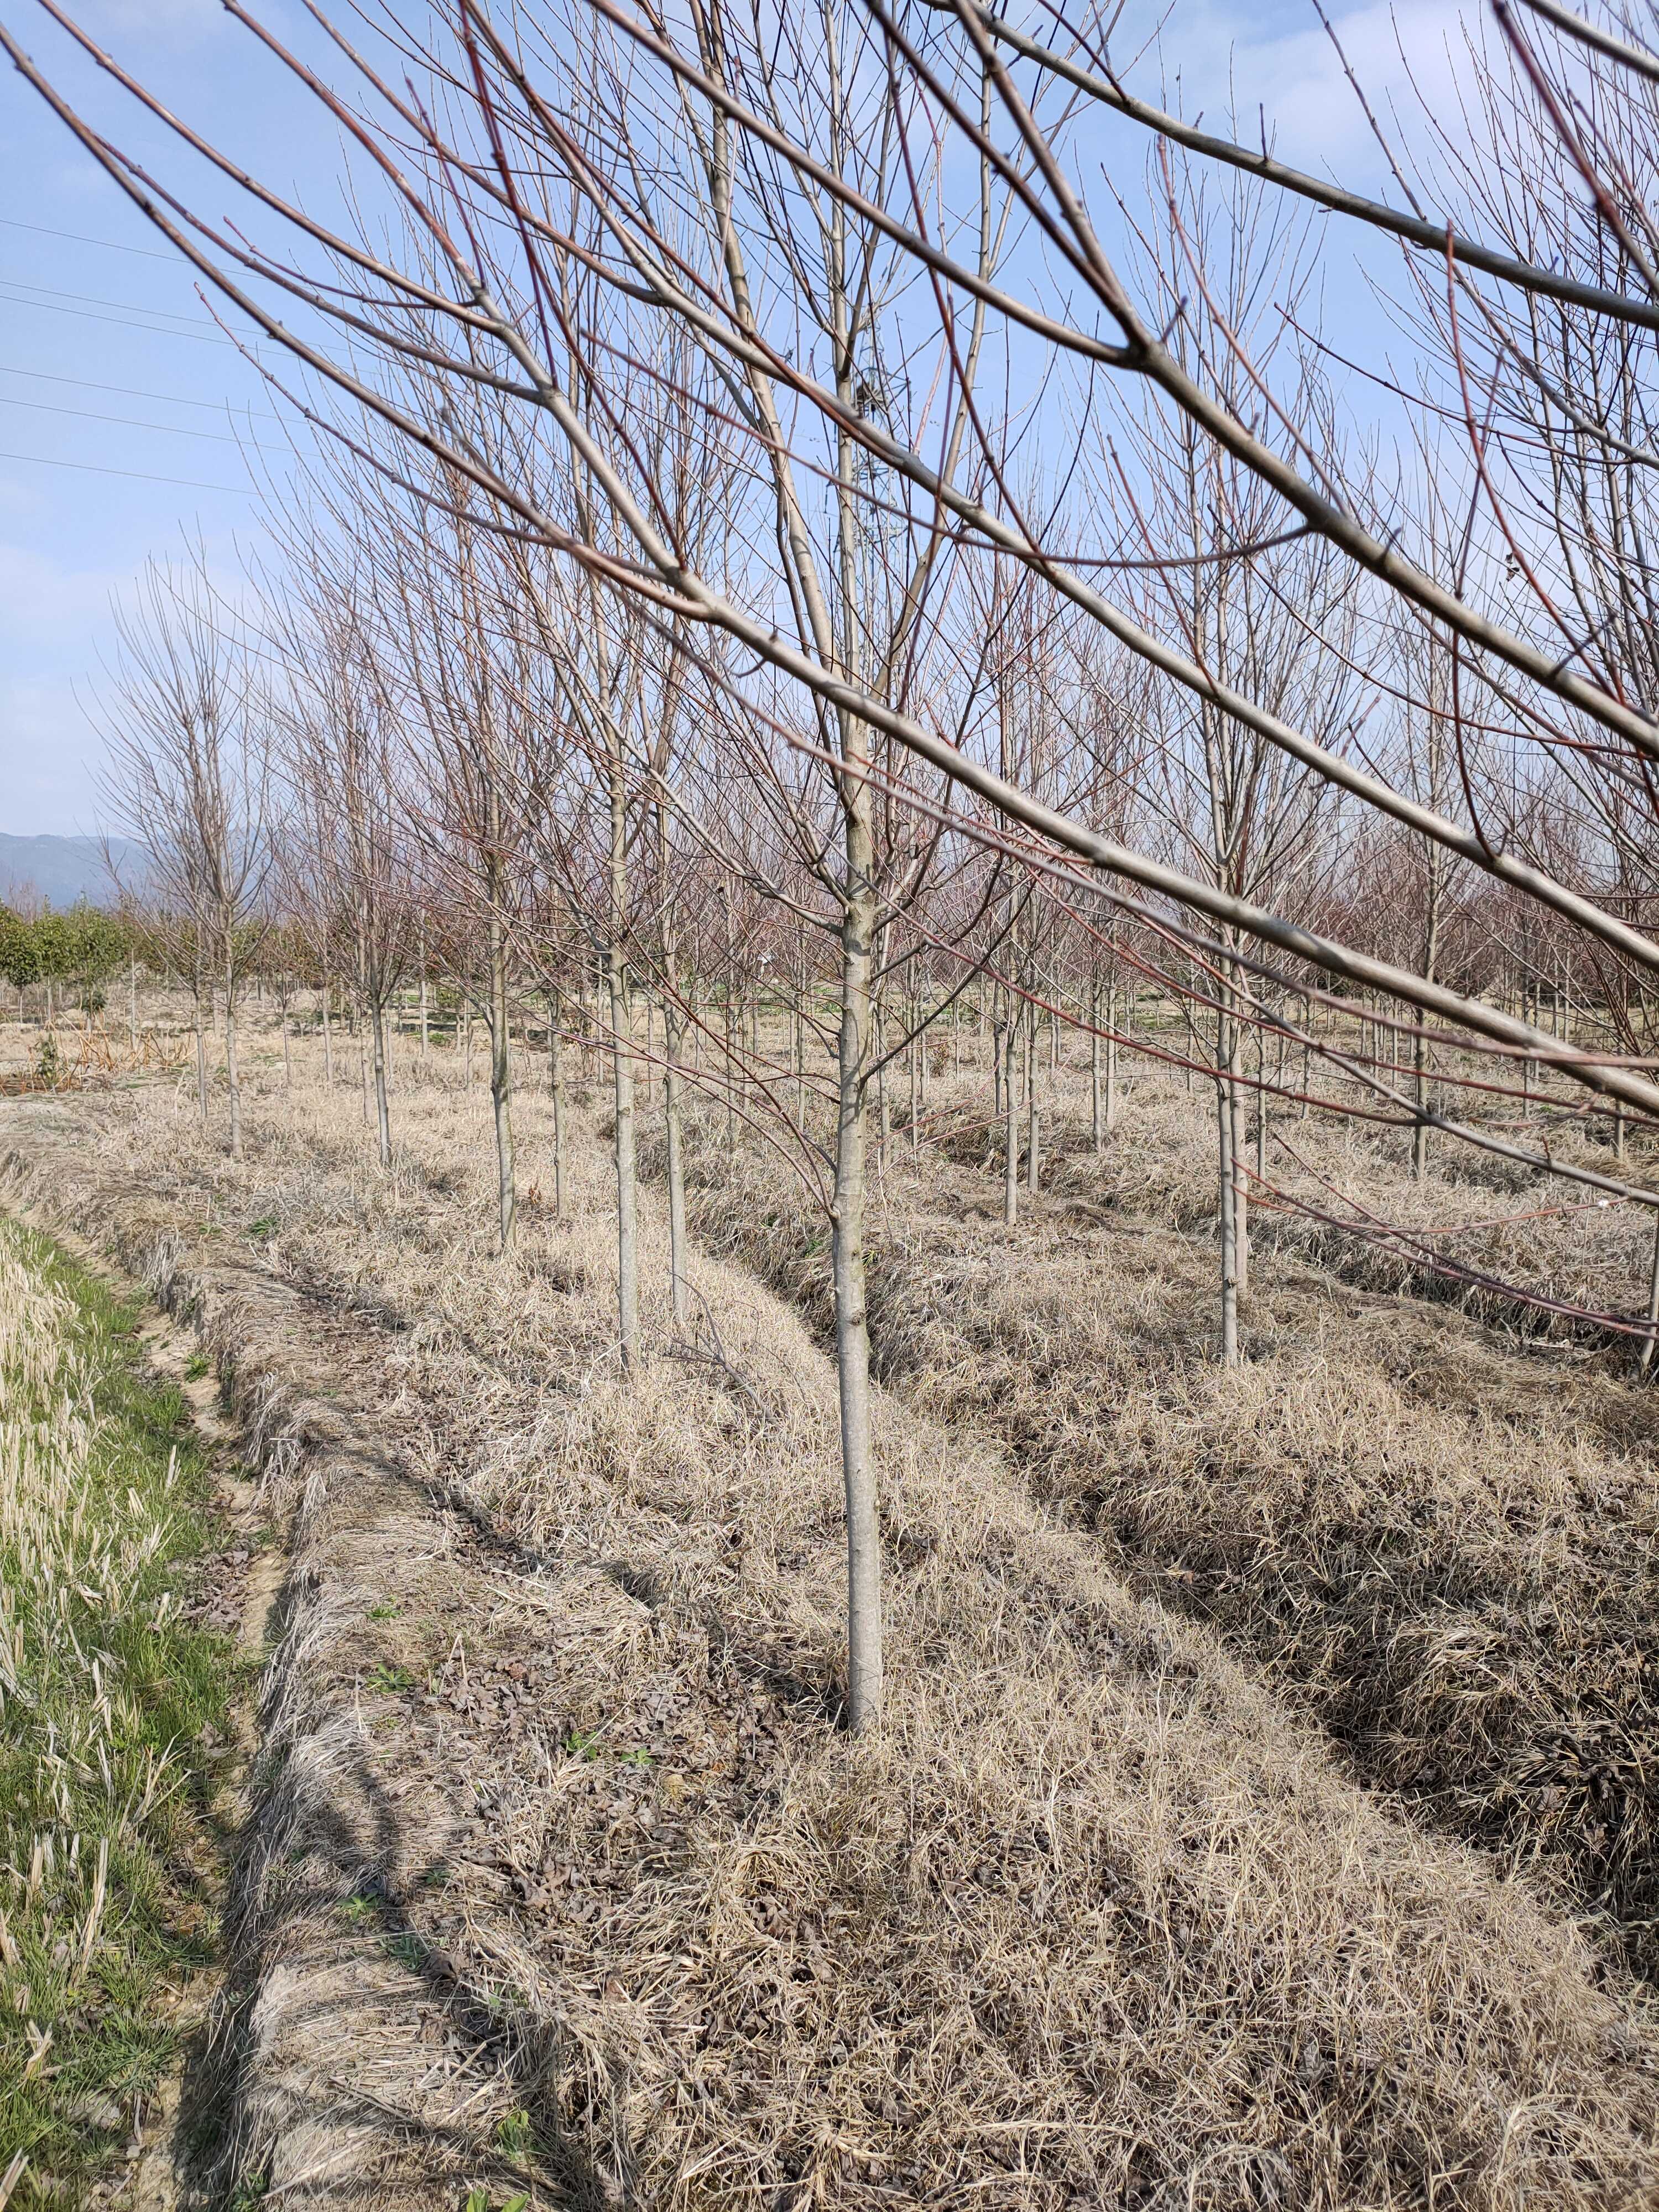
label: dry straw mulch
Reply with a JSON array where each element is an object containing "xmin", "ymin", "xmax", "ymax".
[
  {"xmin": 7, "ymin": 1047, "xmax": 1659, "ymax": 2210},
  {"xmin": 689, "ymin": 1073, "xmax": 1659, "ymax": 1985}
]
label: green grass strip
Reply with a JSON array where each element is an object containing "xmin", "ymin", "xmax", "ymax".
[{"xmin": 0, "ymin": 1215, "xmax": 238, "ymax": 2201}]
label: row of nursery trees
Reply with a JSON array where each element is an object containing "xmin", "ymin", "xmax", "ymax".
[
  {"xmin": 0, "ymin": 902, "xmax": 132, "ymax": 1022},
  {"xmin": 29, "ymin": 0, "xmax": 1659, "ymax": 1727}
]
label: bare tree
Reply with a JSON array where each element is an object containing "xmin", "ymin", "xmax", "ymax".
[{"xmin": 100, "ymin": 555, "xmax": 274, "ymax": 1161}]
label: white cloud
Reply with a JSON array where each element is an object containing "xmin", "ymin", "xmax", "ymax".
[
  {"xmin": 1238, "ymin": 0, "xmax": 1475, "ymax": 167},
  {"xmin": 1117, "ymin": 0, "xmax": 1479, "ymax": 179}
]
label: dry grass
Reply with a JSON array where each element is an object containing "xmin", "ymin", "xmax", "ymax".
[
  {"xmin": 12, "ymin": 1018, "xmax": 1659, "ymax": 2207},
  {"xmin": 686, "ymin": 1052, "xmax": 1659, "ymax": 1986},
  {"xmin": 925, "ymin": 1038, "xmax": 1657, "ymax": 1343}
]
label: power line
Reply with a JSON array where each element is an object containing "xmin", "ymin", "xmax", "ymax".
[
  {"xmin": 0, "ymin": 215, "xmax": 177, "ymax": 261},
  {"xmin": 0, "ymin": 363, "xmax": 284, "ymax": 419},
  {"xmin": 0, "ymin": 275, "xmax": 226, "ymax": 330},
  {"xmin": 0, "ymin": 447, "xmax": 252, "ymax": 493},
  {"xmin": 0, "ymin": 393, "xmax": 294, "ymax": 451},
  {"xmin": 0, "ymin": 294, "xmax": 238, "ymax": 346}
]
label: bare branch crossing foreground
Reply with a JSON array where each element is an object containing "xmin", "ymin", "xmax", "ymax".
[{"xmin": 12, "ymin": 0, "xmax": 1659, "ymax": 1745}]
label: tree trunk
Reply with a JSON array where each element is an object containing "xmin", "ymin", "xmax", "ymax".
[
  {"xmin": 609, "ymin": 758, "xmax": 639, "ymax": 1370},
  {"xmin": 224, "ymin": 976, "xmax": 242, "ymax": 1162},
  {"xmin": 1026, "ymin": 1001, "xmax": 1041, "ymax": 1195},
  {"xmin": 1002, "ymin": 998, "xmax": 1019, "ymax": 1228},
  {"xmin": 794, "ymin": 932, "xmax": 807, "ymax": 1129},
  {"xmin": 722, "ymin": 888, "xmax": 737, "ymax": 1165},
  {"xmin": 1217, "ymin": 1071, "xmax": 1240, "ymax": 1368},
  {"xmin": 1225, "ymin": 961, "xmax": 1249, "ymax": 1298},
  {"xmin": 665, "ymin": 994, "xmax": 688, "ymax": 1329},
  {"xmin": 356, "ymin": 930, "xmax": 371, "ymax": 1128},
  {"xmin": 832, "ymin": 788, "xmax": 881, "ymax": 1733},
  {"xmin": 1091, "ymin": 972, "xmax": 1102, "ymax": 1152},
  {"xmin": 660, "ymin": 813, "xmax": 690, "ymax": 1329},
  {"xmin": 370, "ymin": 994, "xmax": 392, "ymax": 1168},
  {"xmin": 194, "ymin": 978, "xmax": 209, "ymax": 1126},
  {"xmin": 544, "ymin": 994, "xmax": 567, "ymax": 1221},
  {"xmin": 1105, "ymin": 978, "xmax": 1119, "ymax": 1135},
  {"xmin": 1255, "ymin": 1014, "xmax": 1267, "ymax": 1193},
  {"xmin": 1641, "ymin": 1209, "xmax": 1659, "ymax": 1379},
  {"xmin": 878, "ymin": 1005, "xmax": 891, "ymax": 1164},
  {"xmin": 909, "ymin": 1013, "xmax": 920, "ymax": 1154},
  {"xmin": 1413, "ymin": 861, "xmax": 1443, "ymax": 1181},
  {"xmin": 486, "ymin": 881, "xmax": 515, "ymax": 1251},
  {"xmin": 1217, "ymin": 990, "xmax": 1240, "ymax": 1367}
]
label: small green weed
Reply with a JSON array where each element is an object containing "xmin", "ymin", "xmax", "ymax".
[
  {"xmin": 564, "ymin": 1729, "xmax": 603, "ymax": 1760},
  {"xmin": 367, "ymin": 1661, "xmax": 415, "ymax": 1693},
  {"xmin": 496, "ymin": 2109, "xmax": 534, "ymax": 2159},
  {"xmin": 247, "ymin": 1214, "xmax": 279, "ymax": 1240},
  {"xmin": 367, "ymin": 1599, "xmax": 403, "ymax": 1620},
  {"xmin": 183, "ymin": 1350, "xmax": 212, "ymax": 1382}
]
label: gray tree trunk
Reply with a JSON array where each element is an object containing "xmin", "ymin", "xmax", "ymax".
[
  {"xmin": 1091, "ymin": 972, "xmax": 1102, "ymax": 1153},
  {"xmin": 609, "ymin": 759, "xmax": 639, "ymax": 1371},
  {"xmin": 1026, "ymin": 1002, "xmax": 1040, "ymax": 1195},
  {"xmin": 1642, "ymin": 1210, "xmax": 1659, "ymax": 1378},
  {"xmin": 224, "ymin": 980, "xmax": 242, "ymax": 1162},
  {"xmin": 665, "ymin": 994, "xmax": 688, "ymax": 1329},
  {"xmin": 194, "ymin": 979, "xmax": 209, "ymax": 1125},
  {"xmin": 489, "ymin": 902, "xmax": 515, "ymax": 1253},
  {"xmin": 1217, "ymin": 989, "xmax": 1240, "ymax": 1368},
  {"xmin": 832, "ymin": 796, "xmax": 881, "ymax": 1731},
  {"xmin": 549, "ymin": 999, "xmax": 568, "ymax": 1219},
  {"xmin": 1106, "ymin": 977, "xmax": 1119, "ymax": 1135},
  {"xmin": 1002, "ymin": 1000, "xmax": 1019, "ymax": 1227},
  {"xmin": 371, "ymin": 995, "xmax": 392, "ymax": 1170}
]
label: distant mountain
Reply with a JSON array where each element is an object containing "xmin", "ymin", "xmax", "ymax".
[{"xmin": 0, "ymin": 833, "xmax": 151, "ymax": 911}]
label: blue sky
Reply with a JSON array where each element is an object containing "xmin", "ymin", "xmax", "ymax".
[
  {"xmin": 0, "ymin": 0, "xmax": 1475, "ymax": 835},
  {"xmin": 0, "ymin": 0, "xmax": 336, "ymax": 834}
]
